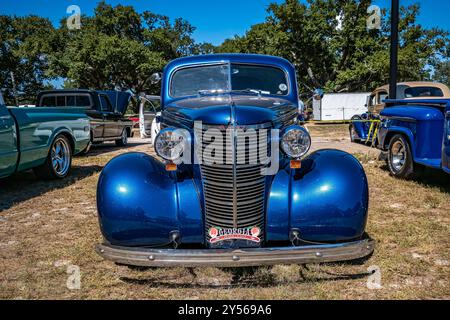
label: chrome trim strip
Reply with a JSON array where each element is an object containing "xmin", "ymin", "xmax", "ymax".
[{"xmin": 97, "ymin": 238, "xmax": 375, "ymax": 267}]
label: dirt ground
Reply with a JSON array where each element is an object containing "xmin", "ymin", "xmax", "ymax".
[{"xmin": 0, "ymin": 124, "xmax": 449, "ymax": 299}]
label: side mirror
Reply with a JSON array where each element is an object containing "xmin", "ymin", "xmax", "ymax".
[
  {"xmin": 150, "ymin": 72, "xmax": 162, "ymax": 85},
  {"xmin": 155, "ymin": 115, "xmax": 161, "ymax": 123}
]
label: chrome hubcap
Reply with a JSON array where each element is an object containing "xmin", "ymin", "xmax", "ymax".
[
  {"xmin": 51, "ymin": 138, "xmax": 70, "ymax": 176},
  {"xmin": 122, "ymin": 131, "xmax": 127, "ymax": 144},
  {"xmin": 391, "ymin": 141, "xmax": 406, "ymax": 171}
]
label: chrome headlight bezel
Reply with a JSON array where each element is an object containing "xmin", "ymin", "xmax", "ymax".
[
  {"xmin": 280, "ymin": 125, "xmax": 311, "ymax": 159},
  {"xmin": 154, "ymin": 127, "xmax": 185, "ymax": 161}
]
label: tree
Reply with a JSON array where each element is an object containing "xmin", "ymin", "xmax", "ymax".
[
  {"xmin": 433, "ymin": 60, "xmax": 450, "ymax": 86},
  {"xmin": 0, "ymin": 15, "xmax": 57, "ymax": 105},
  {"xmin": 217, "ymin": 0, "xmax": 450, "ymax": 95},
  {"xmin": 49, "ymin": 1, "xmax": 209, "ymax": 111}
]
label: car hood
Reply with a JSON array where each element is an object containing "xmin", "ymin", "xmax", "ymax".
[
  {"xmin": 381, "ymin": 106, "xmax": 444, "ymax": 121},
  {"xmin": 100, "ymin": 91, "xmax": 132, "ymax": 115},
  {"xmin": 163, "ymin": 94, "xmax": 298, "ymax": 127}
]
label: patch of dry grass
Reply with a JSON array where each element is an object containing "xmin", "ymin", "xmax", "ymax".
[{"xmin": 0, "ymin": 135, "xmax": 449, "ymax": 300}]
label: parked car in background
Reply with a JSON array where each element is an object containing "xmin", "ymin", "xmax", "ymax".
[
  {"xmin": 350, "ymin": 82, "xmax": 450, "ymax": 143},
  {"xmin": 138, "ymin": 95, "xmax": 161, "ymax": 144},
  {"xmin": 377, "ymin": 98, "xmax": 450, "ymax": 178},
  {"xmin": 36, "ymin": 90, "xmax": 133, "ymax": 149},
  {"xmin": 95, "ymin": 54, "xmax": 374, "ymax": 268},
  {"xmin": 0, "ymin": 90, "xmax": 90, "ymax": 179},
  {"xmin": 368, "ymin": 82, "xmax": 450, "ymax": 114}
]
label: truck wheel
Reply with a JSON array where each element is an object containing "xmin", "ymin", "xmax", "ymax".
[
  {"xmin": 387, "ymin": 134, "xmax": 414, "ymax": 179},
  {"xmin": 115, "ymin": 129, "xmax": 128, "ymax": 147},
  {"xmin": 33, "ymin": 135, "xmax": 73, "ymax": 179}
]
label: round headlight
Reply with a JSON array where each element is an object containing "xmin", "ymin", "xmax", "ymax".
[
  {"xmin": 155, "ymin": 128, "xmax": 185, "ymax": 161},
  {"xmin": 281, "ymin": 126, "xmax": 311, "ymax": 159}
]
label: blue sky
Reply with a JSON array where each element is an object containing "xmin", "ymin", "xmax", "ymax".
[{"xmin": 0, "ymin": 0, "xmax": 449, "ymax": 45}]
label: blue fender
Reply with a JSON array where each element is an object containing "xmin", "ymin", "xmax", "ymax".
[
  {"xmin": 267, "ymin": 149, "xmax": 369, "ymax": 242},
  {"xmin": 352, "ymin": 121, "xmax": 368, "ymax": 140},
  {"xmin": 97, "ymin": 153, "xmax": 203, "ymax": 246},
  {"xmin": 378, "ymin": 125, "xmax": 416, "ymax": 157}
]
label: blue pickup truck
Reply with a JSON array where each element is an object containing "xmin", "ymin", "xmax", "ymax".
[
  {"xmin": 377, "ymin": 99, "xmax": 450, "ymax": 178},
  {"xmin": 0, "ymin": 91, "xmax": 90, "ymax": 179}
]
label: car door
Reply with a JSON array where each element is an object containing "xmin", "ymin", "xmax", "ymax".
[
  {"xmin": 139, "ymin": 96, "xmax": 160, "ymax": 138},
  {"xmin": 99, "ymin": 94, "xmax": 118, "ymax": 138},
  {"xmin": 367, "ymin": 93, "xmax": 377, "ymax": 113},
  {"xmin": 443, "ymin": 103, "xmax": 450, "ymax": 172},
  {"xmin": 0, "ymin": 102, "xmax": 18, "ymax": 178},
  {"xmin": 84, "ymin": 94, "xmax": 104, "ymax": 141}
]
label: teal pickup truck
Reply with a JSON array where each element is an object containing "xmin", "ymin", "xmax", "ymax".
[{"xmin": 0, "ymin": 91, "xmax": 90, "ymax": 179}]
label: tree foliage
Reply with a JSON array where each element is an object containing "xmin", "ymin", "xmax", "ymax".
[
  {"xmin": 217, "ymin": 0, "xmax": 450, "ymax": 94},
  {"xmin": 0, "ymin": 1, "xmax": 212, "ymax": 107},
  {"xmin": 0, "ymin": 15, "xmax": 57, "ymax": 104},
  {"xmin": 0, "ymin": 0, "xmax": 449, "ymax": 106},
  {"xmin": 50, "ymin": 2, "xmax": 207, "ymax": 110}
]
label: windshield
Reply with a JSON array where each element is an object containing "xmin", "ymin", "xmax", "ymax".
[{"xmin": 170, "ymin": 63, "xmax": 289, "ymax": 98}]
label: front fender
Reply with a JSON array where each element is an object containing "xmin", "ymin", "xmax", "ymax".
[
  {"xmin": 97, "ymin": 153, "xmax": 203, "ymax": 246},
  {"xmin": 267, "ymin": 149, "xmax": 369, "ymax": 242},
  {"xmin": 378, "ymin": 125, "xmax": 415, "ymax": 156}
]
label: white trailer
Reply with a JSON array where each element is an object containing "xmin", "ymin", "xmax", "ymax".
[{"xmin": 313, "ymin": 93, "xmax": 370, "ymax": 121}]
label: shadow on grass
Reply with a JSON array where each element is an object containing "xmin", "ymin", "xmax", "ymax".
[
  {"xmin": 119, "ymin": 265, "xmax": 372, "ymax": 289},
  {"xmin": 0, "ymin": 164, "xmax": 103, "ymax": 211},
  {"xmin": 379, "ymin": 163, "xmax": 450, "ymax": 194},
  {"xmin": 81, "ymin": 140, "xmax": 150, "ymax": 158}
]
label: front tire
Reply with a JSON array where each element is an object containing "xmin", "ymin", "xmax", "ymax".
[
  {"xmin": 33, "ymin": 135, "xmax": 73, "ymax": 179},
  {"xmin": 115, "ymin": 129, "xmax": 128, "ymax": 147},
  {"xmin": 387, "ymin": 134, "xmax": 414, "ymax": 179}
]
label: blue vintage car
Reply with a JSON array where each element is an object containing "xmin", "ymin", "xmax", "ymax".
[
  {"xmin": 96, "ymin": 54, "xmax": 374, "ymax": 267},
  {"xmin": 377, "ymin": 99, "xmax": 450, "ymax": 178}
]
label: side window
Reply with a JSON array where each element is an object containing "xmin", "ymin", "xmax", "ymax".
[
  {"xmin": 369, "ymin": 95, "xmax": 376, "ymax": 106},
  {"xmin": 40, "ymin": 96, "xmax": 55, "ymax": 107},
  {"xmin": 76, "ymin": 95, "xmax": 92, "ymax": 108},
  {"xmin": 66, "ymin": 95, "xmax": 76, "ymax": 107},
  {"xmin": 99, "ymin": 95, "xmax": 113, "ymax": 112},
  {"xmin": 378, "ymin": 91, "xmax": 388, "ymax": 104},
  {"xmin": 145, "ymin": 100, "xmax": 161, "ymax": 113},
  {"xmin": 56, "ymin": 96, "xmax": 66, "ymax": 107}
]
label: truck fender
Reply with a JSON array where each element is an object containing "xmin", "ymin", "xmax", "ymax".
[{"xmin": 381, "ymin": 126, "xmax": 415, "ymax": 158}]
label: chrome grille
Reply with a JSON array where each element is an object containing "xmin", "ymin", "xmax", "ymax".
[{"xmin": 197, "ymin": 124, "xmax": 269, "ymax": 245}]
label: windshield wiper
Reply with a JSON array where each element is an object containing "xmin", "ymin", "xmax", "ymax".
[
  {"xmin": 231, "ymin": 89, "xmax": 271, "ymax": 96},
  {"xmin": 198, "ymin": 89, "xmax": 228, "ymax": 96}
]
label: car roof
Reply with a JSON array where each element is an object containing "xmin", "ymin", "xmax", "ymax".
[
  {"xmin": 374, "ymin": 82, "xmax": 450, "ymax": 96},
  {"xmin": 165, "ymin": 54, "xmax": 295, "ymax": 73}
]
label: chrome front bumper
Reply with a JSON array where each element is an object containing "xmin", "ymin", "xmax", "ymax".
[{"xmin": 96, "ymin": 238, "xmax": 375, "ymax": 267}]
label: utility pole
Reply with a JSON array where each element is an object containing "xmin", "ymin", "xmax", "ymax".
[{"xmin": 389, "ymin": 0, "xmax": 400, "ymax": 99}]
